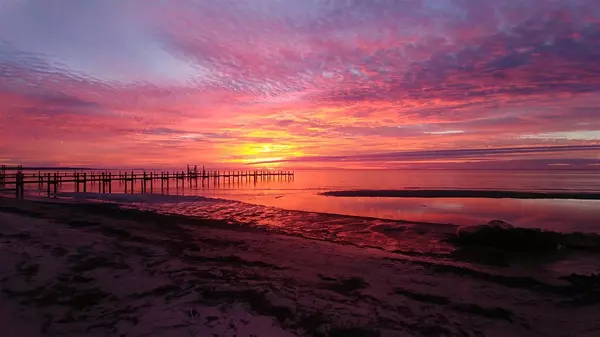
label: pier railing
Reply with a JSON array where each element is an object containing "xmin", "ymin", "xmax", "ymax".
[{"xmin": 0, "ymin": 165, "xmax": 294, "ymax": 200}]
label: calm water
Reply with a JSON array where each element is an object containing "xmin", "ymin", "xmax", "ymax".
[{"xmin": 24, "ymin": 169, "xmax": 600, "ymax": 232}]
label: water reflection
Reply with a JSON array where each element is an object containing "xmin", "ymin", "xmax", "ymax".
[
  {"xmin": 231, "ymin": 193, "xmax": 600, "ymax": 233},
  {"xmin": 24, "ymin": 169, "xmax": 600, "ymax": 233}
]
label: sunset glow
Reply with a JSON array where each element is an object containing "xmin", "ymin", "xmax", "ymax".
[{"xmin": 1, "ymin": 0, "xmax": 599, "ymax": 168}]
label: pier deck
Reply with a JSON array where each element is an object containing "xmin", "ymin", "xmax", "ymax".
[{"xmin": 0, "ymin": 165, "xmax": 294, "ymax": 200}]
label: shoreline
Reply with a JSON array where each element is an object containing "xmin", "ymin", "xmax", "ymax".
[
  {"xmin": 55, "ymin": 191, "xmax": 453, "ymax": 227},
  {"xmin": 1, "ymin": 198, "xmax": 600, "ymax": 336},
  {"xmin": 321, "ymin": 189, "xmax": 600, "ymax": 200}
]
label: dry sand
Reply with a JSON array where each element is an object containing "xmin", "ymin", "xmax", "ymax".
[{"xmin": 1, "ymin": 198, "xmax": 599, "ymax": 337}]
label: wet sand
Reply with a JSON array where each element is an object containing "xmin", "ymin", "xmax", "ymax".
[{"xmin": 1, "ymin": 198, "xmax": 599, "ymax": 336}]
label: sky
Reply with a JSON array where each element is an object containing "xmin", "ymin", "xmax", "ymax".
[{"xmin": 0, "ymin": 0, "xmax": 599, "ymax": 169}]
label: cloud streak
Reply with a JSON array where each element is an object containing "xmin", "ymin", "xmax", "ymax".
[{"xmin": 249, "ymin": 144, "xmax": 600, "ymax": 164}]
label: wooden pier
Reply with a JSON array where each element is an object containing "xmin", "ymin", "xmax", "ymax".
[{"xmin": 0, "ymin": 165, "xmax": 294, "ymax": 200}]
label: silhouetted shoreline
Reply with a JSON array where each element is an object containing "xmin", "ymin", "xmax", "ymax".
[{"xmin": 322, "ymin": 189, "xmax": 600, "ymax": 200}]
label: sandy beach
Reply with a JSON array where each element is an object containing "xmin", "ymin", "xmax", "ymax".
[{"xmin": 1, "ymin": 197, "xmax": 600, "ymax": 337}]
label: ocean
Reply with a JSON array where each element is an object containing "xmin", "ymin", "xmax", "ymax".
[
  {"xmin": 182, "ymin": 169, "xmax": 600, "ymax": 233},
  {"xmin": 32, "ymin": 168, "xmax": 600, "ymax": 234}
]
